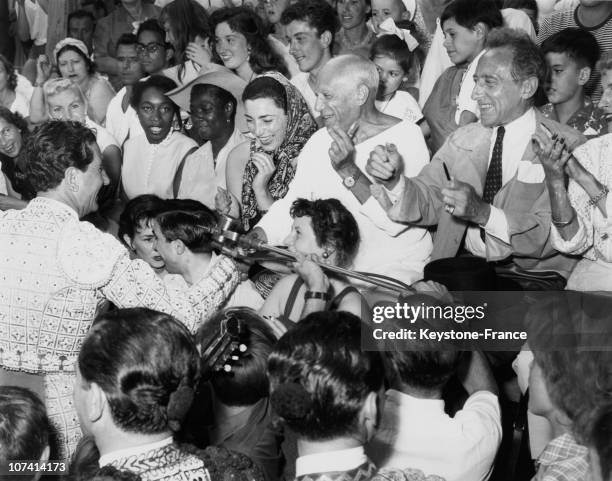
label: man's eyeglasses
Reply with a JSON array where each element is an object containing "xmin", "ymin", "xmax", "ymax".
[{"xmin": 136, "ymin": 42, "xmax": 165, "ymax": 56}]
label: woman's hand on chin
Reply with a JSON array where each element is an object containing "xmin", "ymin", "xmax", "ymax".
[
  {"xmin": 251, "ymin": 152, "xmax": 277, "ymax": 191},
  {"xmin": 293, "ymin": 252, "xmax": 329, "ymax": 292}
]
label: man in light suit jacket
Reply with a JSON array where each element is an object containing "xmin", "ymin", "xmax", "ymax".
[{"xmin": 367, "ymin": 27, "xmax": 582, "ymax": 290}]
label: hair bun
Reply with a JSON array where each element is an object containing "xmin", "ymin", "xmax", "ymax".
[{"xmin": 271, "ymin": 382, "xmax": 312, "ymax": 420}]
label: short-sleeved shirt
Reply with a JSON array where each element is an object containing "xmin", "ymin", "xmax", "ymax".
[{"xmin": 539, "ymin": 99, "xmax": 608, "ymax": 139}]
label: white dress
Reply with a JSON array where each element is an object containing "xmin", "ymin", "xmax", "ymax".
[
  {"xmin": 85, "ymin": 117, "xmax": 118, "ymax": 153},
  {"xmin": 177, "ymin": 128, "xmax": 246, "ymax": 209},
  {"xmin": 122, "ymin": 131, "xmax": 198, "ymax": 200},
  {"xmin": 375, "ymin": 91, "xmax": 423, "ymax": 124}
]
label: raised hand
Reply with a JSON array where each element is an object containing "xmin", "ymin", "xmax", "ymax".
[
  {"xmin": 292, "ymin": 252, "xmax": 330, "ymax": 292},
  {"xmin": 185, "ymin": 41, "xmax": 211, "ymax": 67},
  {"xmin": 328, "ymin": 123, "xmax": 358, "ymax": 172},
  {"xmin": 36, "ymin": 54, "xmax": 52, "ymax": 85},
  {"xmin": 366, "ymin": 142, "xmax": 403, "ymax": 189},
  {"xmin": 532, "ymin": 126, "xmax": 571, "ymax": 181},
  {"xmin": 251, "ymin": 152, "xmax": 276, "ymax": 191}
]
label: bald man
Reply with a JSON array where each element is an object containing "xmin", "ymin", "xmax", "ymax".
[{"xmin": 250, "ymin": 54, "xmax": 432, "ymax": 286}]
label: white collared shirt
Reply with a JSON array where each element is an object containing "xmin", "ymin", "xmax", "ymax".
[
  {"xmin": 99, "ymin": 437, "xmax": 174, "ymax": 467},
  {"xmin": 368, "ymin": 389, "xmax": 501, "ymax": 481},
  {"xmin": 296, "ymin": 446, "xmax": 367, "ymax": 477},
  {"xmin": 465, "ymin": 108, "xmax": 537, "ymax": 257}
]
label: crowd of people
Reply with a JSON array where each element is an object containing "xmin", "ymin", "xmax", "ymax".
[{"xmin": 1, "ymin": 0, "xmax": 612, "ymax": 480}]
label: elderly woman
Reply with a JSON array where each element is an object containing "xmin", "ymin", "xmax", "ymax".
[
  {"xmin": 211, "ymin": 7, "xmax": 289, "ymax": 82},
  {"xmin": 30, "ymin": 38, "xmax": 115, "ymax": 125},
  {"xmin": 0, "ymin": 108, "xmax": 33, "ymax": 210},
  {"xmin": 0, "ymin": 121, "xmax": 239, "ymax": 459},
  {"xmin": 43, "ymin": 78, "xmax": 122, "ymax": 207},
  {"xmin": 216, "ymin": 73, "xmax": 316, "ymax": 231},
  {"xmin": 0, "ymin": 54, "xmax": 29, "ymax": 117},
  {"xmin": 260, "ymin": 198, "xmax": 368, "ymax": 330},
  {"xmin": 169, "ymin": 69, "xmax": 248, "ymax": 209},
  {"xmin": 76, "ymin": 307, "xmax": 263, "ymax": 480},
  {"xmin": 122, "ymin": 75, "xmax": 198, "ymax": 200}
]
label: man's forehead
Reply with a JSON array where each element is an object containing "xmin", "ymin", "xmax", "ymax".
[
  {"xmin": 286, "ymin": 20, "xmax": 318, "ymax": 35},
  {"xmin": 117, "ymin": 44, "xmax": 138, "ymax": 56},
  {"xmin": 70, "ymin": 17, "xmax": 93, "ymax": 27},
  {"xmin": 476, "ymin": 48, "xmax": 514, "ymax": 78}
]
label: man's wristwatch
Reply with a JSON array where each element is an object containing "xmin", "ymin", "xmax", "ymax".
[{"xmin": 342, "ymin": 169, "xmax": 361, "ymax": 189}]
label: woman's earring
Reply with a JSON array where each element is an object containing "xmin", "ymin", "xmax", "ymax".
[
  {"xmin": 185, "ymin": 117, "xmax": 193, "ymax": 130},
  {"xmin": 322, "ymin": 251, "xmax": 329, "ymax": 259}
]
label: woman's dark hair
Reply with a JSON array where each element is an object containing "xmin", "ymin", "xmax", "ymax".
[
  {"xmin": 19, "ymin": 120, "xmax": 96, "ymax": 194},
  {"xmin": 154, "ymin": 199, "xmax": 217, "ymax": 254},
  {"xmin": 0, "ymin": 54, "xmax": 18, "ymax": 91},
  {"xmin": 161, "ymin": 0, "xmax": 212, "ymax": 71},
  {"xmin": 211, "ymin": 7, "xmax": 289, "ymax": 77},
  {"xmin": 289, "ymin": 198, "xmax": 360, "ymax": 268},
  {"xmin": 130, "ymin": 75, "xmax": 180, "ymax": 123},
  {"xmin": 441, "ymin": 0, "xmax": 503, "ymax": 31},
  {"xmin": 242, "ymin": 76, "xmax": 287, "ymax": 113},
  {"xmin": 196, "ymin": 308, "xmax": 276, "ymax": 406},
  {"xmin": 0, "ymin": 386, "xmax": 50, "ymax": 463},
  {"xmin": 78, "ymin": 308, "xmax": 200, "ymax": 434},
  {"xmin": 0, "ymin": 108, "xmax": 33, "ymax": 199},
  {"xmin": 118, "ymin": 194, "xmax": 166, "ymax": 246},
  {"xmin": 56, "ymin": 44, "xmax": 95, "ymax": 75},
  {"xmin": 268, "ymin": 311, "xmax": 384, "ymax": 441}
]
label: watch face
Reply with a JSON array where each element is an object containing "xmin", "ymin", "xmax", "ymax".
[{"xmin": 344, "ymin": 176, "xmax": 356, "ymax": 188}]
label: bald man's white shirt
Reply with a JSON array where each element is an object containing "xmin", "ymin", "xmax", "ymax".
[{"xmin": 256, "ymin": 120, "xmax": 433, "ymax": 285}]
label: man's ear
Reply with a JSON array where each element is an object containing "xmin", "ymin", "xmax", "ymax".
[
  {"xmin": 65, "ymin": 166, "xmax": 81, "ymax": 193},
  {"xmin": 578, "ymin": 66, "xmax": 591, "ymax": 86},
  {"xmin": 358, "ymin": 391, "xmax": 380, "ymax": 443},
  {"xmin": 520, "ymin": 76, "xmax": 539, "ymax": 101},
  {"xmin": 88, "ymin": 382, "xmax": 106, "ymax": 424},
  {"xmin": 473, "ymin": 22, "xmax": 487, "ymax": 40},
  {"xmin": 355, "ymin": 83, "xmax": 370, "ymax": 106},
  {"xmin": 174, "ymin": 239, "xmax": 186, "ymax": 255},
  {"xmin": 320, "ymin": 30, "xmax": 333, "ymax": 50}
]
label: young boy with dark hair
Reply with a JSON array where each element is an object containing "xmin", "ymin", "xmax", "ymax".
[
  {"xmin": 540, "ymin": 27, "xmax": 607, "ymax": 138},
  {"xmin": 423, "ymin": 0, "xmax": 503, "ymax": 152},
  {"xmin": 281, "ymin": 0, "xmax": 339, "ymax": 117}
]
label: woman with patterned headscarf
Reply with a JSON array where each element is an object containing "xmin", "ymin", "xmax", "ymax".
[{"xmin": 217, "ymin": 71, "xmax": 317, "ymax": 231}]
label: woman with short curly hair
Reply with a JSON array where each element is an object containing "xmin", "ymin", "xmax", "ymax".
[{"xmin": 259, "ymin": 198, "xmax": 369, "ymax": 331}]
